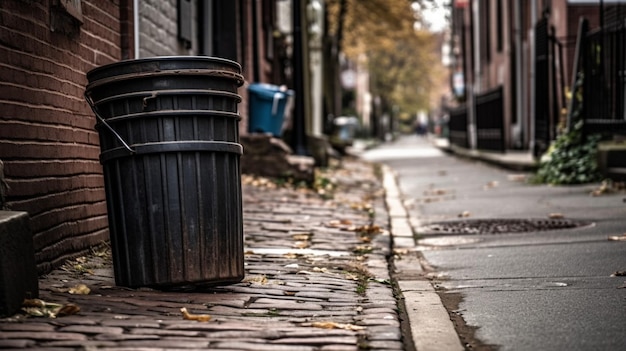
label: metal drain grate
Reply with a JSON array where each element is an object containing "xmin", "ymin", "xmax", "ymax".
[{"xmin": 416, "ymin": 218, "xmax": 592, "ymax": 235}]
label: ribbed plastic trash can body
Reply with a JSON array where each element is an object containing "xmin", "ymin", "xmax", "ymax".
[
  {"xmin": 247, "ymin": 83, "xmax": 292, "ymax": 136},
  {"xmin": 85, "ymin": 56, "xmax": 245, "ymax": 288}
]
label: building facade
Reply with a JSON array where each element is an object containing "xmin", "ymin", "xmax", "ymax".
[
  {"xmin": 0, "ymin": 0, "xmax": 289, "ymax": 273},
  {"xmin": 448, "ymin": 0, "xmax": 618, "ymax": 157}
]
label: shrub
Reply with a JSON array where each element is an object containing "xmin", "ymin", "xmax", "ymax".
[{"xmin": 532, "ymin": 122, "xmax": 601, "ymax": 185}]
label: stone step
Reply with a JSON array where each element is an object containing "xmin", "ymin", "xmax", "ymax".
[
  {"xmin": 597, "ymin": 143, "xmax": 626, "ymax": 180},
  {"xmin": 605, "ymin": 167, "xmax": 626, "ymax": 181},
  {"xmin": 0, "ymin": 211, "xmax": 38, "ymax": 317}
]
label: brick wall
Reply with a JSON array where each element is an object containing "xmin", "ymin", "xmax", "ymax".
[
  {"xmin": 0, "ymin": 0, "xmax": 129, "ymax": 273},
  {"xmin": 139, "ymin": 0, "xmax": 195, "ymax": 57}
]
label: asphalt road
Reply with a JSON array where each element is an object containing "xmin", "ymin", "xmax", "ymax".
[{"xmin": 361, "ymin": 135, "xmax": 626, "ymax": 351}]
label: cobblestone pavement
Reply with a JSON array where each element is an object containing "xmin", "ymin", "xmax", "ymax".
[{"xmin": 0, "ymin": 158, "xmax": 406, "ymax": 350}]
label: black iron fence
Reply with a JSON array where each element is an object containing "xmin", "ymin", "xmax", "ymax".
[
  {"xmin": 577, "ymin": 18, "xmax": 626, "ymax": 136},
  {"xmin": 475, "ymin": 87, "xmax": 505, "ymax": 152},
  {"xmin": 448, "ymin": 105, "xmax": 469, "ymax": 148},
  {"xmin": 534, "ymin": 17, "xmax": 567, "ymax": 158}
]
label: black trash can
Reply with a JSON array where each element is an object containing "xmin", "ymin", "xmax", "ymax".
[{"xmin": 85, "ymin": 56, "xmax": 245, "ymax": 288}]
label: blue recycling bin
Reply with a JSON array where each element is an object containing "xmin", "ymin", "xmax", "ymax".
[{"xmin": 247, "ymin": 83, "xmax": 293, "ymax": 136}]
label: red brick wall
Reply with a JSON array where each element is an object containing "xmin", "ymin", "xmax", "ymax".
[{"xmin": 0, "ymin": 0, "xmax": 128, "ymax": 273}]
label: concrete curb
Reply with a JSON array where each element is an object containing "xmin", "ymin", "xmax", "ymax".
[
  {"xmin": 382, "ymin": 165, "xmax": 464, "ymax": 351},
  {"xmin": 443, "ymin": 143, "xmax": 538, "ymax": 172}
]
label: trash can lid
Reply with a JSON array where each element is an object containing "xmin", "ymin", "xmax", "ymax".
[{"xmin": 87, "ymin": 56, "xmax": 242, "ymax": 83}]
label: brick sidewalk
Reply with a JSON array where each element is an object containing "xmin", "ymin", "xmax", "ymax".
[{"xmin": 0, "ymin": 159, "xmax": 405, "ymax": 350}]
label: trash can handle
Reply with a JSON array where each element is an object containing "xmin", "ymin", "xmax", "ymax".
[
  {"xmin": 271, "ymin": 92, "xmax": 282, "ymax": 116},
  {"xmin": 84, "ymin": 91, "xmax": 135, "ymax": 154}
]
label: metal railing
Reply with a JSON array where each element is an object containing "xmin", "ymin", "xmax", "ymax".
[
  {"xmin": 475, "ymin": 87, "xmax": 505, "ymax": 152},
  {"xmin": 575, "ymin": 18, "xmax": 626, "ymax": 136},
  {"xmin": 448, "ymin": 105, "xmax": 469, "ymax": 148}
]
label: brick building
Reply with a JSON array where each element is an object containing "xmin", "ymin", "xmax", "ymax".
[
  {"xmin": 448, "ymin": 0, "xmax": 620, "ymax": 156},
  {"xmin": 0, "ymin": 0, "xmax": 288, "ymax": 274},
  {"xmin": 0, "ymin": 0, "xmax": 127, "ymax": 273}
]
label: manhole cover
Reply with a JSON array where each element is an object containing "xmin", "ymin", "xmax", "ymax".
[{"xmin": 416, "ymin": 218, "xmax": 592, "ymax": 235}]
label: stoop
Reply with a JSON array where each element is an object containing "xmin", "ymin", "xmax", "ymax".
[
  {"xmin": 597, "ymin": 142, "xmax": 626, "ymax": 181},
  {"xmin": 0, "ymin": 211, "xmax": 38, "ymax": 317}
]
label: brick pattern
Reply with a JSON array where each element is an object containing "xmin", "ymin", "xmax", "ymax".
[
  {"xmin": 139, "ymin": 0, "xmax": 197, "ymax": 57},
  {"xmin": 0, "ymin": 0, "xmax": 272, "ymax": 275},
  {"xmin": 0, "ymin": 160, "xmax": 402, "ymax": 350},
  {"xmin": 0, "ymin": 1, "xmax": 124, "ymax": 273}
]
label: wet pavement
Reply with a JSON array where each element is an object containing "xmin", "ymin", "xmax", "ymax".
[{"xmin": 0, "ymin": 158, "xmax": 406, "ymax": 351}]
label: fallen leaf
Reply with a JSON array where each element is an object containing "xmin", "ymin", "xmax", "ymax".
[
  {"xmin": 348, "ymin": 224, "xmax": 382, "ymax": 235},
  {"xmin": 548, "ymin": 213, "xmax": 564, "ymax": 219},
  {"xmin": 56, "ymin": 304, "xmax": 80, "ymax": 317},
  {"xmin": 243, "ymin": 275, "xmax": 268, "ymax": 284},
  {"xmin": 293, "ymin": 241, "xmax": 310, "ymax": 249},
  {"xmin": 483, "ymin": 181, "xmax": 499, "ymax": 189},
  {"xmin": 589, "ymin": 179, "xmax": 625, "ymax": 196},
  {"xmin": 180, "ymin": 307, "xmax": 211, "ymax": 322},
  {"xmin": 284, "ymin": 291, "xmax": 296, "ymax": 296},
  {"xmin": 22, "ymin": 299, "xmax": 47, "ymax": 308},
  {"xmin": 327, "ymin": 220, "xmax": 342, "ymax": 227},
  {"xmin": 68, "ymin": 284, "xmax": 90, "ymax": 295},
  {"xmin": 393, "ymin": 248, "xmax": 409, "ymax": 255},
  {"xmin": 344, "ymin": 273, "xmax": 360, "ymax": 281},
  {"xmin": 311, "ymin": 321, "xmax": 366, "ymax": 331},
  {"xmin": 21, "ymin": 299, "xmax": 79, "ymax": 318},
  {"xmin": 22, "ymin": 307, "xmax": 51, "ymax": 318},
  {"xmin": 292, "ymin": 233, "xmax": 311, "ymax": 241},
  {"xmin": 359, "ymin": 236, "xmax": 372, "ymax": 243},
  {"xmin": 608, "ymin": 234, "xmax": 626, "ymax": 241}
]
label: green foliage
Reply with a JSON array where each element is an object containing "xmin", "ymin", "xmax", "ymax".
[{"xmin": 532, "ymin": 122, "xmax": 601, "ymax": 185}]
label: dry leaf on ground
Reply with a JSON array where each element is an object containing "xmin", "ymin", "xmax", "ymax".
[
  {"xmin": 292, "ymin": 233, "xmax": 312, "ymax": 241},
  {"xmin": 348, "ymin": 224, "xmax": 382, "ymax": 235},
  {"xmin": 68, "ymin": 284, "xmax": 90, "ymax": 295},
  {"xmin": 293, "ymin": 241, "xmax": 310, "ymax": 249},
  {"xmin": 484, "ymin": 180, "xmax": 499, "ymax": 189},
  {"xmin": 548, "ymin": 213, "xmax": 565, "ymax": 219},
  {"xmin": 243, "ymin": 275, "xmax": 268, "ymax": 284},
  {"xmin": 22, "ymin": 299, "xmax": 80, "ymax": 318},
  {"xmin": 608, "ymin": 234, "xmax": 626, "ymax": 241},
  {"xmin": 180, "ymin": 307, "xmax": 211, "ymax": 322},
  {"xmin": 327, "ymin": 220, "xmax": 347, "ymax": 228},
  {"xmin": 311, "ymin": 321, "xmax": 366, "ymax": 331}
]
